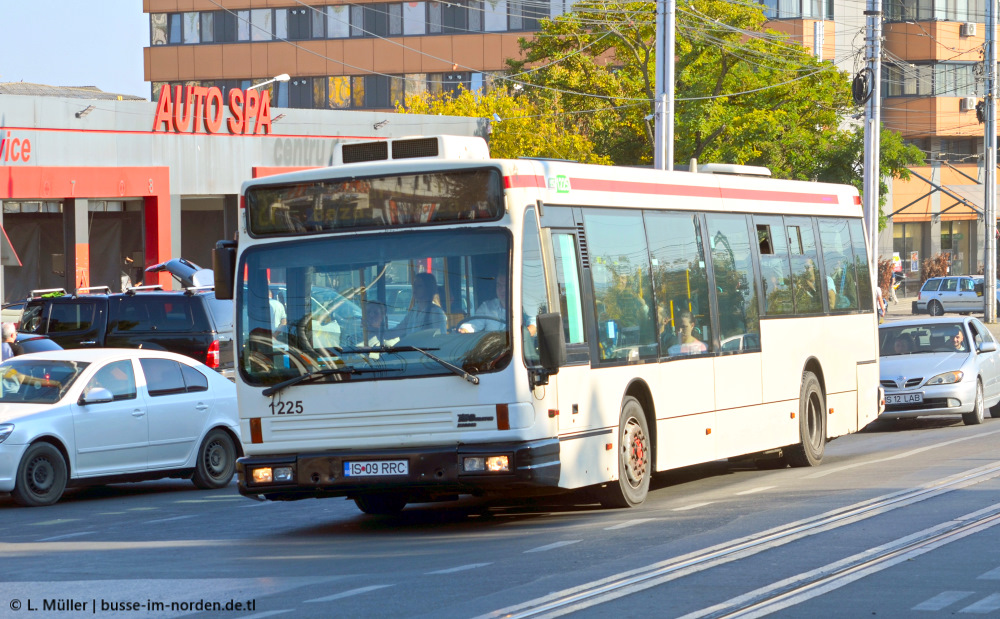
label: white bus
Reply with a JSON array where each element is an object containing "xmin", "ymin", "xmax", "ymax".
[{"xmin": 214, "ymin": 135, "xmax": 881, "ymax": 514}]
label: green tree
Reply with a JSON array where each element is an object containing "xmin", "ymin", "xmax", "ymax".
[{"xmin": 399, "ymin": 86, "xmax": 611, "ymax": 164}]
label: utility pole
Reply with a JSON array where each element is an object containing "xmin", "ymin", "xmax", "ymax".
[
  {"xmin": 862, "ymin": 2, "xmax": 882, "ymax": 282},
  {"xmin": 985, "ymin": 0, "xmax": 997, "ymax": 323},
  {"xmin": 653, "ymin": 0, "xmax": 675, "ymax": 171}
]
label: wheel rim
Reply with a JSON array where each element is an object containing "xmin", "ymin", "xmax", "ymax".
[
  {"xmin": 930, "ymin": 302, "xmax": 942, "ymax": 316},
  {"xmin": 977, "ymin": 385, "xmax": 984, "ymax": 421},
  {"xmin": 203, "ymin": 439, "xmax": 229, "ymax": 479},
  {"xmin": 806, "ymin": 390, "xmax": 823, "ymax": 449},
  {"xmin": 26, "ymin": 455, "xmax": 56, "ymax": 496},
  {"xmin": 622, "ymin": 417, "xmax": 648, "ymax": 489}
]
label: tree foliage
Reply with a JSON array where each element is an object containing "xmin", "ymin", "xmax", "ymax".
[{"xmin": 399, "ymin": 0, "xmax": 923, "ymax": 228}]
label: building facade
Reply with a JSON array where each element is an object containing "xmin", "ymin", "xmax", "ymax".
[{"xmin": 0, "ymin": 86, "xmax": 481, "ymax": 304}]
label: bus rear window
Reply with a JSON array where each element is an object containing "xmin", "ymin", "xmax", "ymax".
[{"xmin": 246, "ymin": 168, "xmax": 504, "ymax": 236}]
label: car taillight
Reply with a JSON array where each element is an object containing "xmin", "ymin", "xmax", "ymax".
[{"xmin": 206, "ymin": 339, "xmax": 220, "ymax": 369}]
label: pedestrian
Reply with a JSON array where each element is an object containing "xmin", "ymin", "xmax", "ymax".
[
  {"xmin": 875, "ymin": 286, "xmax": 886, "ymax": 323},
  {"xmin": 1, "ymin": 322, "xmax": 16, "ymax": 361}
]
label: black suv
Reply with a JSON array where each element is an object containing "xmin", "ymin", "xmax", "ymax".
[{"xmin": 17, "ymin": 287, "xmax": 234, "ymax": 378}]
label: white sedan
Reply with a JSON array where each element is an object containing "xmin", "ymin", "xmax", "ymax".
[{"xmin": 0, "ymin": 349, "xmax": 239, "ymax": 506}]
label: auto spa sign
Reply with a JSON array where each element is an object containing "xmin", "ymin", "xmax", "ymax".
[{"xmin": 151, "ymin": 85, "xmax": 273, "ymax": 135}]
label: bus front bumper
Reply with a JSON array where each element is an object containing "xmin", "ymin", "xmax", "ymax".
[{"xmin": 236, "ymin": 438, "xmax": 561, "ymax": 501}]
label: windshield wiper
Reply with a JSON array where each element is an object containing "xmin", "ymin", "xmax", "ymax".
[
  {"xmin": 261, "ymin": 366, "xmax": 401, "ymax": 397},
  {"xmin": 341, "ymin": 345, "xmax": 480, "ymax": 385}
]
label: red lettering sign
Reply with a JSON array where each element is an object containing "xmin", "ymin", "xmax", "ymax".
[
  {"xmin": 0, "ymin": 131, "xmax": 32, "ymax": 163},
  {"xmin": 152, "ymin": 84, "xmax": 273, "ymax": 135}
]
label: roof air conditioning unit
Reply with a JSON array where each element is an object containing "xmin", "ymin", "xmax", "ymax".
[
  {"xmin": 960, "ymin": 22, "xmax": 977, "ymax": 37},
  {"xmin": 334, "ymin": 135, "xmax": 490, "ymax": 165},
  {"xmin": 960, "ymin": 96, "xmax": 977, "ymax": 112}
]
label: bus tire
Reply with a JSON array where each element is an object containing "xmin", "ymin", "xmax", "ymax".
[
  {"xmin": 354, "ymin": 494, "xmax": 407, "ymax": 515},
  {"xmin": 785, "ymin": 372, "xmax": 825, "ymax": 468},
  {"xmin": 599, "ymin": 397, "xmax": 651, "ymax": 508},
  {"xmin": 12, "ymin": 442, "xmax": 68, "ymax": 507}
]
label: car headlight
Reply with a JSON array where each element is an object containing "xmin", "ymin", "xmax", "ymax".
[
  {"xmin": 926, "ymin": 371, "xmax": 964, "ymax": 385},
  {"xmin": 0, "ymin": 423, "xmax": 13, "ymax": 444}
]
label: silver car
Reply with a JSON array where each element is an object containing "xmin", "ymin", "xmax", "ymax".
[
  {"xmin": 879, "ymin": 317, "xmax": 1000, "ymax": 425},
  {"xmin": 914, "ymin": 276, "xmax": 1000, "ymax": 316}
]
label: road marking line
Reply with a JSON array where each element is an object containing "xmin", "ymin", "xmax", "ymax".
[
  {"xmin": 805, "ymin": 428, "xmax": 1000, "ymax": 479},
  {"xmin": 234, "ymin": 611, "xmax": 295, "ymax": 619},
  {"xmin": 126, "ymin": 507, "xmax": 157, "ymax": 511},
  {"xmin": 426, "ymin": 563, "xmax": 493, "ymax": 574},
  {"xmin": 525, "ymin": 540, "xmax": 581, "ymax": 553},
  {"xmin": 978, "ymin": 566, "xmax": 1000, "ymax": 580},
  {"xmin": 736, "ymin": 486, "xmax": 775, "ymax": 496},
  {"xmin": 605, "ymin": 519, "xmax": 654, "ymax": 530},
  {"xmin": 304, "ymin": 585, "xmax": 392, "ymax": 603},
  {"xmin": 30, "ymin": 519, "xmax": 79, "ymax": 526},
  {"xmin": 959, "ymin": 593, "xmax": 1000, "ymax": 614},
  {"xmin": 143, "ymin": 515, "xmax": 196, "ymax": 524},
  {"xmin": 912, "ymin": 591, "xmax": 975, "ymax": 611},
  {"xmin": 38, "ymin": 532, "xmax": 94, "ymax": 542},
  {"xmin": 673, "ymin": 502, "xmax": 713, "ymax": 511}
]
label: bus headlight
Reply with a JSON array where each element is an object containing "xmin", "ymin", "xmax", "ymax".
[
  {"xmin": 463, "ymin": 455, "xmax": 510, "ymax": 472},
  {"xmin": 252, "ymin": 466, "xmax": 293, "ymax": 484}
]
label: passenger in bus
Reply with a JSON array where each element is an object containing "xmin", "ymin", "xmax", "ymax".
[
  {"xmin": 269, "ymin": 289, "xmax": 287, "ymax": 330},
  {"xmin": 667, "ymin": 311, "xmax": 708, "ymax": 356},
  {"xmin": 390, "ymin": 273, "xmax": 447, "ymax": 336},
  {"xmin": 656, "ymin": 305, "xmax": 676, "ymax": 354}
]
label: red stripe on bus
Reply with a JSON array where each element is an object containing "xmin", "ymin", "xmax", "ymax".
[
  {"xmin": 569, "ymin": 178, "xmax": 840, "ymax": 204},
  {"xmin": 504, "ymin": 175, "xmax": 546, "ymax": 188}
]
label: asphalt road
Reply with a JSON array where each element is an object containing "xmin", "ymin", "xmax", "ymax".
[{"xmin": 2, "ymin": 413, "xmax": 999, "ymax": 619}]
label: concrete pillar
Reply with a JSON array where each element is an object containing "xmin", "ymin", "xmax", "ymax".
[
  {"xmin": 63, "ymin": 198, "xmax": 90, "ymax": 292},
  {"xmin": 928, "ymin": 161, "xmax": 942, "ymax": 261},
  {"xmin": 170, "ymin": 194, "xmax": 182, "ymax": 289}
]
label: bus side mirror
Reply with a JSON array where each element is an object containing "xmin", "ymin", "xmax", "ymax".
[
  {"xmin": 536, "ymin": 312, "xmax": 566, "ymax": 374},
  {"xmin": 213, "ymin": 240, "xmax": 237, "ymax": 300}
]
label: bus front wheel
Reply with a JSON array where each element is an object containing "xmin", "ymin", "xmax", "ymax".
[
  {"xmin": 354, "ymin": 493, "xmax": 407, "ymax": 515},
  {"xmin": 786, "ymin": 372, "xmax": 826, "ymax": 467},
  {"xmin": 599, "ymin": 397, "xmax": 651, "ymax": 508}
]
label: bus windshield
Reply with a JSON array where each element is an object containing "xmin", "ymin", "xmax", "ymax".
[{"xmin": 238, "ymin": 228, "xmax": 512, "ymax": 386}]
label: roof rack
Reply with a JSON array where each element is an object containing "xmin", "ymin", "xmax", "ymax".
[
  {"xmin": 29, "ymin": 288, "xmax": 67, "ymax": 299},
  {"xmin": 125, "ymin": 284, "xmax": 165, "ymax": 296},
  {"xmin": 76, "ymin": 286, "xmax": 112, "ymax": 296},
  {"xmin": 184, "ymin": 285, "xmax": 215, "ymax": 296}
]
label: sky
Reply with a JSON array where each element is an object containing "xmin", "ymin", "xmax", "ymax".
[{"xmin": 2, "ymin": 1, "xmax": 150, "ymax": 99}]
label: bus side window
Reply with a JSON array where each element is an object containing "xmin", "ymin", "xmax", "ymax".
[
  {"xmin": 521, "ymin": 208, "xmax": 547, "ymax": 366},
  {"xmin": 552, "ymin": 233, "xmax": 586, "ymax": 347},
  {"xmin": 705, "ymin": 214, "xmax": 761, "ymax": 353}
]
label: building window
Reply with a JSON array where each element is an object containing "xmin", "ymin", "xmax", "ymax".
[
  {"xmin": 883, "ymin": 63, "xmax": 977, "ymax": 97},
  {"xmin": 484, "ymin": 0, "xmax": 507, "ymax": 31},
  {"xmin": 250, "ymin": 9, "xmax": 272, "ymax": 41},
  {"xmin": 214, "ymin": 11, "xmax": 238, "ymax": 42},
  {"xmin": 328, "ymin": 76, "xmax": 351, "ymax": 108},
  {"xmin": 328, "ymin": 6, "xmax": 350, "ymax": 37},
  {"xmin": 200, "ymin": 12, "xmax": 215, "ymax": 43},
  {"xmin": 169, "ymin": 13, "xmax": 183, "ymax": 44},
  {"xmin": 883, "ymin": 0, "xmax": 984, "ymax": 21},
  {"xmin": 403, "ymin": 3, "xmax": 426, "ymax": 34},
  {"xmin": 312, "ymin": 6, "xmax": 326, "ymax": 37},
  {"xmin": 237, "ymin": 10, "xmax": 251, "ymax": 40},
  {"xmin": 151, "ymin": 13, "xmax": 168, "ymax": 45},
  {"xmin": 183, "ymin": 12, "xmax": 200, "ymax": 44}
]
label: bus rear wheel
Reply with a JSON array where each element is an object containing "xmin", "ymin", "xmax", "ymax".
[
  {"xmin": 599, "ymin": 397, "xmax": 651, "ymax": 508},
  {"xmin": 354, "ymin": 493, "xmax": 407, "ymax": 515},
  {"xmin": 785, "ymin": 372, "xmax": 826, "ymax": 468}
]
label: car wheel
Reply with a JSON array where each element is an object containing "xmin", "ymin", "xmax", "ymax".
[
  {"xmin": 192, "ymin": 429, "xmax": 237, "ymax": 489},
  {"xmin": 12, "ymin": 442, "xmax": 68, "ymax": 507},
  {"xmin": 963, "ymin": 380, "xmax": 985, "ymax": 426},
  {"xmin": 928, "ymin": 300, "xmax": 944, "ymax": 317},
  {"xmin": 354, "ymin": 494, "xmax": 407, "ymax": 515},
  {"xmin": 786, "ymin": 372, "xmax": 826, "ymax": 467},
  {"xmin": 599, "ymin": 396, "xmax": 652, "ymax": 508}
]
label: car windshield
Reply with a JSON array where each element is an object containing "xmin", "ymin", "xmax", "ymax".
[
  {"xmin": 879, "ymin": 323, "xmax": 968, "ymax": 356},
  {"xmin": 237, "ymin": 228, "xmax": 512, "ymax": 386},
  {"xmin": 0, "ymin": 359, "xmax": 89, "ymax": 403}
]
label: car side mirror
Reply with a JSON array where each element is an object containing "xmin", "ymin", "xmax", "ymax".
[
  {"xmin": 79, "ymin": 387, "xmax": 114, "ymax": 405},
  {"xmin": 978, "ymin": 340, "xmax": 997, "ymax": 353}
]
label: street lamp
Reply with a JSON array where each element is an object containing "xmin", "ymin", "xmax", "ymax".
[{"xmin": 247, "ymin": 73, "xmax": 290, "ymax": 91}]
